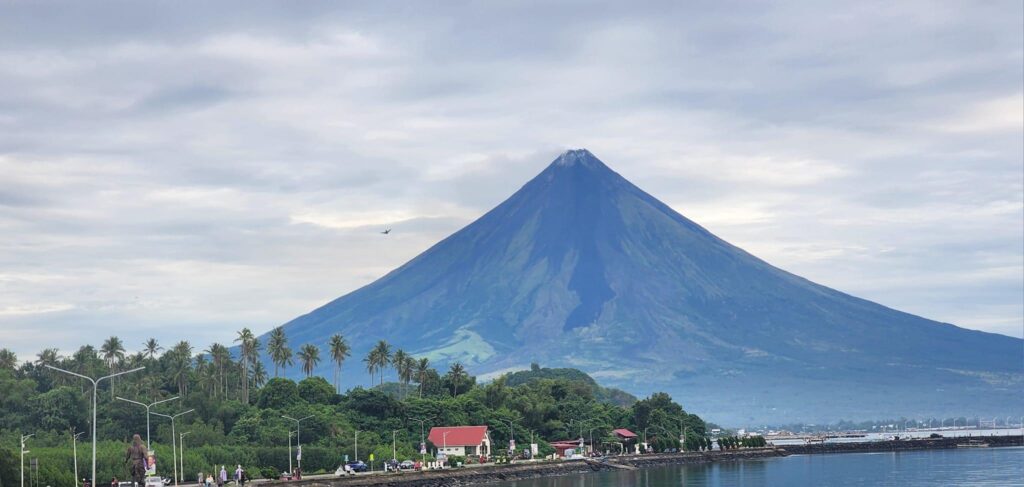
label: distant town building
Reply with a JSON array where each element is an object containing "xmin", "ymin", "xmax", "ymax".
[{"xmin": 428, "ymin": 426, "xmax": 491, "ymax": 458}]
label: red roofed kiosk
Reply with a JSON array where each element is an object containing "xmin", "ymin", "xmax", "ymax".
[{"xmin": 428, "ymin": 426, "xmax": 491, "ymax": 458}]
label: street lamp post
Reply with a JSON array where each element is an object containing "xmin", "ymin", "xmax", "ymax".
[
  {"xmin": 504, "ymin": 420, "xmax": 515, "ymax": 455},
  {"xmin": 45, "ymin": 364, "xmax": 145, "ymax": 487},
  {"xmin": 442, "ymin": 431, "xmax": 450, "ymax": 462},
  {"xmin": 407, "ymin": 417, "xmax": 433, "ymax": 465},
  {"xmin": 393, "ymin": 430, "xmax": 401, "ymax": 462},
  {"xmin": 115, "ymin": 396, "xmax": 180, "ymax": 449},
  {"xmin": 20, "ymin": 433, "xmax": 32, "ymax": 487},
  {"xmin": 354, "ymin": 430, "xmax": 360, "ymax": 462},
  {"xmin": 286, "ymin": 431, "xmax": 295, "ymax": 475},
  {"xmin": 72, "ymin": 430, "xmax": 85, "ymax": 487},
  {"xmin": 282, "ymin": 415, "xmax": 313, "ymax": 473},
  {"xmin": 179, "ymin": 432, "xmax": 191, "ymax": 482},
  {"xmin": 152, "ymin": 409, "xmax": 194, "ymax": 486}
]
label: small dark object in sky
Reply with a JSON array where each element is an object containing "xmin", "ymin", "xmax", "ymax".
[{"xmin": 381, "ymin": 228, "xmax": 391, "ymax": 235}]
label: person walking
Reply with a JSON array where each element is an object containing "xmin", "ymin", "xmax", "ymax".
[
  {"xmin": 124, "ymin": 435, "xmax": 147, "ymax": 486},
  {"xmin": 218, "ymin": 466, "xmax": 227, "ymax": 487},
  {"xmin": 234, "ymin": 465, "xmax": 242, "ymax": 485}
]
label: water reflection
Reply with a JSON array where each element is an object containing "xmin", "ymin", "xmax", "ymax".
[{"xmin": 491, "ymin": 447, "xmax": 1024, "ymax": 487}]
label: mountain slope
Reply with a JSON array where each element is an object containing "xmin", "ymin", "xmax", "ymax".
[{"xmin": 262, "ymin": 149, "xmax": 1022, "ymax": 423}]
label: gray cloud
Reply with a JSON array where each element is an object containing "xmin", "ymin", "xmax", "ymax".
[{"xmin": 0, "ymin": 0, "xmax": 1020, "ymax": 360}]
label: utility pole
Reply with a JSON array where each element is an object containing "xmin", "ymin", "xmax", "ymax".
[
  {"xmin": 115, "ymin": 395, "xmax": 180, "ymax": 449},
  {"xmin": 152, "ymin": 409, "xmax": 194, "ymax": 486},
  {"xmin": 20, "ymin": 433, "xmax": 33, "ymax": 487},
  {"xmin": 354, "ymin": 430, "xmax": 360, "ymax": 462},
  {"xmin": 46, "ymin": 365, "xmax": 144, "ymax": 487},
  {"xmin": 72, "ymin": 429, "xmax": 85, "ymax": 487}
]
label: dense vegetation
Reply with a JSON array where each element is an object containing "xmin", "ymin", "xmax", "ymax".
[
  {"xmin": 503, "ymin": 365, "xmax": 638, "ymax": 407},
  {"xmin": 0, "ymin": 331, "xmax": 708, "ymax": 487}
]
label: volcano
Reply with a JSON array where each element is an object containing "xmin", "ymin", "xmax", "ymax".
[{"xmin": 262, "ymin": 149, "xmax": 1022, "ymax": 423}]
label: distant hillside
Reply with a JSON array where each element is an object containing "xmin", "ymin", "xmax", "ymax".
[{"xmin": 503, "ymin": 364, "xmax": 638, "ymax": 407}]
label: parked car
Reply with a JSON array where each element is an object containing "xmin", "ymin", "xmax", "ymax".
[
  {"xmin": 347, "ymin": 460, "xmax": 368, "ymax": 472},
  {"xmin": 399, "ymin": 460, "xmax": 415, "ymax": 470}
]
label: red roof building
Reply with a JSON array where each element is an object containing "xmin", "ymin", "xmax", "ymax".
[
  {"xmin": 428, "ymin": 426, "xmax": 492, "ymax": 458},
  {"xmin": 613, "ymin": 428, "xmax": 638, "ymax": 439}
]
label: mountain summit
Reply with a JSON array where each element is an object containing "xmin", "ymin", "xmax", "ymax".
[{"xmin": 264, "ymin": 150, "xmax": 1022, "ymax": 423}]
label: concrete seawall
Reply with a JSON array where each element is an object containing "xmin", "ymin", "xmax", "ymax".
[
  {"xmin": 269, "ymin": 449, "xmax": 784, "ymax": 486},
  {"xmin": 266, "ymin": 437, "xmax": 1022, "ymax": 486}
]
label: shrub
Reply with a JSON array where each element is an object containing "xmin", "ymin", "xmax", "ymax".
[{"xmin": 260, "ymin": 466, "xmax": 279, "ymax": 479}]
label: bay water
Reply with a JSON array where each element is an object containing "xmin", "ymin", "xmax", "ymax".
[{"xmin": 490, "ymin": 447, "xmax": 1024, "ymax": 486}]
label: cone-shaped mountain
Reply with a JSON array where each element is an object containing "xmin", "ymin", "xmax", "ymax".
[{"xmin": 263, "ymin": 149, "xmax": 1022, "ymax": 423}]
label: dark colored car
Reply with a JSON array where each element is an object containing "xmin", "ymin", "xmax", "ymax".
[{"xmin": 347, "ymin": 461, "xmax": 368, "ymax": 472}]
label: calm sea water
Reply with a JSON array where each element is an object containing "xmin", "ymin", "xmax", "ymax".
[{"xmin": 490, "ymin": 447, "xmax": 1024, "ymax": 487}]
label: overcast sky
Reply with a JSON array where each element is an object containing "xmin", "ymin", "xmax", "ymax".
[{"xmin": 1, "ymin": 1, "xmax": 1021, "ymax": 361}]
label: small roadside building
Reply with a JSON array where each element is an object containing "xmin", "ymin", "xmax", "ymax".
[
  {"xmin": 550, "ymin": 439, "xmax": 587, "ymax": 457},
  {"xmin": 428, "ymin": 426, "xmax": 492, "ymax": 458},
  {"xmin": 613, "ymin": 428, "xmax": 639, "ymax": 454}
]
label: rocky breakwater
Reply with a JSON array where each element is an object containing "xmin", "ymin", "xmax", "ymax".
[
  {"xmin": 610, "ymin": 448, "xmax": 785, "ymax": 469},
  {"xmin": 780, "ymin": 434, "xmax": 1024, "ymax": 455}
]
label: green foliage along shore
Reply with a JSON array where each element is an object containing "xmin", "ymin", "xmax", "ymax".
[{"xmin": 0, "ymin": 335, "xmax": 707, "ymax": 487}]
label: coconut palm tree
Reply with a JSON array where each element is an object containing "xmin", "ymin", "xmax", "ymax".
[
  {"xmin": 328, "ymin": 334, "xmax": 351, "ymax": 393},
  {"xmin": 370, "ymin": 340, "xmax": 392, "ymax": 386},
  {"xmin": 447, "ymin": 362, "xmax": 467, "ymax": 397},
  {"xmin": 206, "ymin": 343, "xmax": 231, "ymax": 398},
  {"xmin": 267, "ymin": 326, "xmax": 291, "ymax": 377},
  {"xmin": 250, "ymin": 360, "xmax": 268, "ymax": 388},
  {"xmin": 234, "ymin": 328, "xmax": 258, "ymax": 403},
  {"xmin": 100, "ymin": 336, "xmax": 126, "ymax": 397},
  {"xmin": 169, "ymin": 341, "xmax": 193, "ymax": 397},
  {"xmin": 416, "ymin": 357, "xmax": 430, "ymax": 397},
  {"xmin": 298, "ymin": 344, "xmax": 320, "ymax": 377},
  {"xmin": 392, "ymin": 349, "xmax": 411, "ymax": 397},
  {"xmin": 35, "ymin": 348, "xmax": 60, "ymax": 367},
  {"xmin": 142, "ymin": 338, "xmax": 162, "ymax": 360},
  {"xmin": 363, "ymin": 350, "xmax": 377, "ymax": 385},
  {"xmin": 0, "ymin": 348, "xmax": 17, "ymax": 370}
]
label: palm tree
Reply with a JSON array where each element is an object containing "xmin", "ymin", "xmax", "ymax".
[
  {"xmin": 250, "ymin": 360, "xmax": 268, "ymax": 388},
  {"xmin": 206, "ymin": 343, "xmax": 231, "ymax": 398},
  {"xmin": 234, "ymin": 328, "xmax": 257, "ymax": 403},
  {"xmin": 298, "ymin": 344, "xmax": 321, "ymax": 377},
  {"xmin": 328, "ymin": 334, "xmax": 351, "ymax": 393},
  {"xmin": 370, "ymin": 340, "xmax": 392, "ymax": 386},
  {"xmin": 35, "ymin": 348, "xmax": 60, "ymax": 367},
  {"xmin": 0, "ymin": 348, "xmax": 17, "ymax": 370},
  {"xmin": 416, "ymin": 357, "xmax": 430, "ymax": 397},
  {"xmin": 169, "ymin": 341, "xmax": 193, "ymax": 397},
  {"xmin": 392, "ymin": 349, "xmax": 411, "ymax": 397},
  {"xmin": 142, "ymin": 338, "xmax": 162, "ymax": 360},
  {"xmin": 363, "ymin": 350, "xmax": 377, "ymax": 385},
  {"xmin": 35, "ymin": 348, "xmax": 62, "ymax": 385},
  {"xmin": 100, "ymin": 336, "xmax": 126, "ymax": 397},
  {"xmin": 447, "ymin": 362, "xmax": 466, "ymax": 397},
  {"xmin": 267, "ymin": 327, "xmax": 291, "ymax": 377}
]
